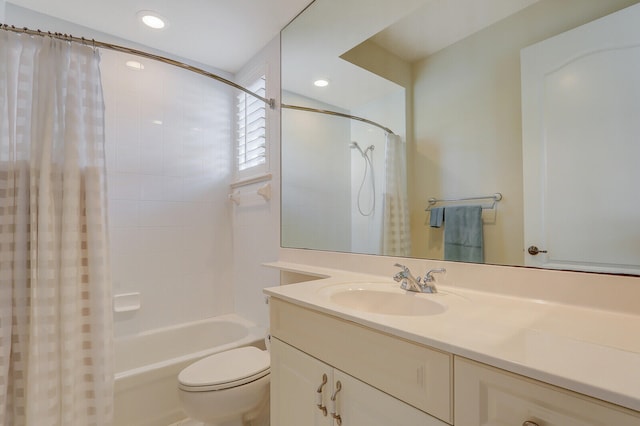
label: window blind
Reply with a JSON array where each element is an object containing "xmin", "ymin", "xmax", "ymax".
[{"xmin": 237, "ymin": 75, "xmax": 266, "ymax": 171}]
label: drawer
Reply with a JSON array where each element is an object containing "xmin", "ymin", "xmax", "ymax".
[
  {"xmin": 454, "ymin": 356, "xmax": 640, "ymax": 426},
  {"xmin": 270, "ymin": 298, "xmax": 453, "ymax": 424}
]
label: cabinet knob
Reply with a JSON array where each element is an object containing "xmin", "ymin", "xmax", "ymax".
[
  {"xmin": 315, "ymin": 373, "xmax": 328, "ymax": 416},
  {"xmin": 523, "ymin": 421, "xmax": 540, "ymax": 426},
  {"xmin": 330, "ymin": 380, "xmax": 342, "ymax": 426}
]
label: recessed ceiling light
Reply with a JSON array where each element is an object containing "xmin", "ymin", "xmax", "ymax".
[
  {"xmin": 314, "ymin": 79, "xmax": 329, "ymax": 87},
  {"xmin": 138, "ymin": 11, "xmax": 166, "ymax": 29},
  {"xmin": 125, "ymin": 60, "xmax": 144, "ymax": 70}
]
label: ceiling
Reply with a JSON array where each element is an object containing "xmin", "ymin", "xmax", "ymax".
[
  {"xmin": 4, "ymin": 0, "xmax": 312, "ymax": 73},
  {"xmin": 371, "ymin": 0, "xmax": 540, "ymax": 63},
  {"xmin": 3, "ymin": 0, "xmax": 540, "ymax": 104},
  {"xmin": 281, "ymin": 0, "xmax": 540, "ymax": 111}
]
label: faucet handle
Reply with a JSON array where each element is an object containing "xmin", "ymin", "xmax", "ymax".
[
  {"xmin": 393, "ymin": 264, "xmax": 406, "ymax": 282},
  {"xmin": 394, "ymin": 263, "xmax": 408, "ymax": 271},
  {"xmin": 424, "ymin": 267, "xmax": 446, "ymax": 282}
]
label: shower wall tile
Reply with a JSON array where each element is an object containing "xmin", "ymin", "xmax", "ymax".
[
  {"xmin": 138, "ymin": 149, "xmax": 164, "ymax": 175},
  {"xmin": 182, "ymin": 174, "xmax": 216, "ymax": 201},
  {"xmin": 178, "ymin": 272, "xmax": 217, "ymax": 322},
  {"xmin": 138, "ymin": 201, "xmax": 185, "ymax": 228},
  {"xmin": 109, "ymin": 173, "xmax": 142, "ymax": 200},
  {"xmin": 99, "ymin": 49, "xmax": 235, "ymax": 338},
  {"xmin": 140, "ymin": 122, "xmax": 163, "ymax": 149},
  {"xmin": 139, "ymin": 175, "xmax": 165, "ymax": 201},
  {"xmin": 109, "ymin": 200, "xmax": 140, "ymax": 228},
  {"xmin": 114, "ymin": 143, "xmax": 138, "ymax": 170},
  {"xmin": 139, "ymin": 227, "xmax": 184, "ymax": 252}
]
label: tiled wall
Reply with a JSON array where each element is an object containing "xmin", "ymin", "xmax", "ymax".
[
  {"xmin": 232, "ymin": 37, "xmax": 282, "ymax": 327},
  {"xmin": 101, "ymin": 49, "xmax": 235, "ymax": 337}
]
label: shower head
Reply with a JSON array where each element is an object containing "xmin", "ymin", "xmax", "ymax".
[
  {"xmin": 350, "ymin": 141, "xmax": 374, "ymax": 158},
  {"xmin": 350, "ymin": 141, "xmax": 364, "ymax": 156}
]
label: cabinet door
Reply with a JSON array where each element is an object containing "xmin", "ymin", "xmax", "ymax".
[
  {"xmin": 455, "ymin": 357, "xmax": 640, "ymax": 426},
  {"xmin": 271, "ymin": 337, "xmax": 333, "ymax": 426},
  {"xmin": 333, "ymin": 370, "xmax": 448, "ymax": 426}
]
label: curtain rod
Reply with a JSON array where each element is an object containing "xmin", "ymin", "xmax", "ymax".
[
  {"xmin": 0, "ymin": 23, "xmax": 276, "ymax": 109},
  {"xmin": 281, "ymin": 103, "xmax": 396, "ymax": 135}
]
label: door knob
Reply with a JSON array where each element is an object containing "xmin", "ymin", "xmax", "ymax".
[
  {"xmin": 523, "ymin": 421, "xmax": 539, "ymax": 426},
  {"xmin": 527, "ymin": 245, "xmax": 548, "ymax": 255}
]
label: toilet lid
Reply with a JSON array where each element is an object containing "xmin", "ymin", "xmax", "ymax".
[{"xmin": 178, "ymin": 346, "xmax": 270, "ymax": 391}]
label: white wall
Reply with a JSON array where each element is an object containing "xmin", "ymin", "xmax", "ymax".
[
  {"xmin": 411, "ymin": 0, "xmax": 640, "ymax": 265},
  {"xmin": 0, "ymin": 1, "xmax": 5, "ymax": 22},
  {"xmin": 281, "ymin": 92, "xmax": 352, "ymax": 253},
  {"xmin": 412, "ymin": 20, "xmax": 524, "ymax": 265},
  {"xmin": 5, "ymin": 5, "xmax": 236, "ymax": 337},
  {"xmin": 232, "ymin": 36, "xmax": 283, "ymax": 327}
]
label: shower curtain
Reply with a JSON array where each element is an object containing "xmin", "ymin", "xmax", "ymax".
[
  {"xmin": 0, "ymin": 32, "xmax": 113, "ymax": 425},
  {"xmin": 382, "ymin": 133, "xmax": 411, "ymax": 257}
]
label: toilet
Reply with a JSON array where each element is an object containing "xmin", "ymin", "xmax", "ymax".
[{"xmin": 178, "ymin": 346, "xmax": 270, "ymax": 426}]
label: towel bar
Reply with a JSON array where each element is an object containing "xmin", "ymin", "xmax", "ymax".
[{"xmin": 425, "ymin": 193, "xmax": 502, "ymax": 211}]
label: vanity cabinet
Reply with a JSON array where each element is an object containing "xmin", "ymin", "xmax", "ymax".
[
  {"xmin": 271, "ymin": 337, "xmax": 446, "ymax": 425},
  {"xmin": 454, "ymin": 357, "xmax": 640, "ymax": 426},
  {"xmin": 269, "ymin": 297, "xmax": 640, "ymax": 426},
  {"xmin": 269, "ymin": 298, "xmax": 453, "ymax": 424}
]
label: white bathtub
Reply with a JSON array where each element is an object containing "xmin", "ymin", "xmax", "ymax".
[{"xmin": 114, "ymin": 314, "xmax": 265, "ymax": 426}]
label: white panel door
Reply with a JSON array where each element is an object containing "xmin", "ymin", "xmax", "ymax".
[
  {"xmin": 521, "ymin": 3, "xmax": 640, "ymax": 273},
  {"xmin": 333, "ymin": 369, "xmax": 448, "ymax": 426},
  {"xmin": 270, "ymin": 338, "xmax": 333, "ymax": 426}
]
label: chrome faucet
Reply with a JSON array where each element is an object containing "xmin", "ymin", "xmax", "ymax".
[
  {"xmin": 393, "ymin": 264, "xmax": 446, "ymax": 294},
  {"xmin": 423, "ymin": 268, "xmax": 446, "ymax": 293},
  {"xmin": 393, "ymin": 263, "xmax": 423, "ymax": 292}
]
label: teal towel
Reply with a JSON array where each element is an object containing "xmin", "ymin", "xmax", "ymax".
[
  {"xmin": 444, "ymin": 205, "xmax": 483, "ymax": 263},
  {"xmin": 429, "ymin": 207, "xmax": 444, "ymax": 228}
]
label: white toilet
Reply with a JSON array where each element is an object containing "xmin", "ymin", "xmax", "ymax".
[{"xmin": 178, "ymin": 346, "xmax": 270, "ymax": 426}]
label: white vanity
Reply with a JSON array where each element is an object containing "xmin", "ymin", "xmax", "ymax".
[{"xmin": 264, "ymin": 259, "xmax": 640, "ymax": 426}]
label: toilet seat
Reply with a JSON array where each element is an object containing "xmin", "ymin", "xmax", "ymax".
[{"xmin": 178, "ymin": 346, "xmax": 270, "ymax": 392}]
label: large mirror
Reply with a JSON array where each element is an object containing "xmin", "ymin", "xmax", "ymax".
[{"xmin": 281, "ymin": 0, "xmax": 640, "ymax": 275}]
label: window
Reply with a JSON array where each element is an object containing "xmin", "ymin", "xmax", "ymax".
[{"xmin": 236, "ymin": 75, "xmax": 267, "ymax": 172}]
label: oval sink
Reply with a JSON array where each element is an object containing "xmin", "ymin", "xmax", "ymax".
[{"xmin": 320, "ymin": 283, "xmax": 447, "ymax": 316}]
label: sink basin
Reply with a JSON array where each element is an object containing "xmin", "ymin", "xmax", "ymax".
[{"xmin": 319, "ymin": 282, "xmax": 447, "ymax": 316}]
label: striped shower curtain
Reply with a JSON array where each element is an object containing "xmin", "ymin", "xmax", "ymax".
[
  {"xmin": 382, "ymin": 133, "xmax": 411, "ymax": 257},
  {"xmin": 0, "ymin": 31, "xmax": 113, "ymax": 425}
]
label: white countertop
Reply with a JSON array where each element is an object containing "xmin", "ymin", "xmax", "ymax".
[{"xmin": 263, "ymin": 261, "xmax": 640, "ymax": 412}]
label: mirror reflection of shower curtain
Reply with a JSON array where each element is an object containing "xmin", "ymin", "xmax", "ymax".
[{"xmin": 383, "ymin": 134, "xmax": 411, "ymax": 256}]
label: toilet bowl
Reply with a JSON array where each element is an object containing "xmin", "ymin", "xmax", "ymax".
[{"xmin": 178, "ymin": 346, "xmax": 270, "ymax": 426}]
